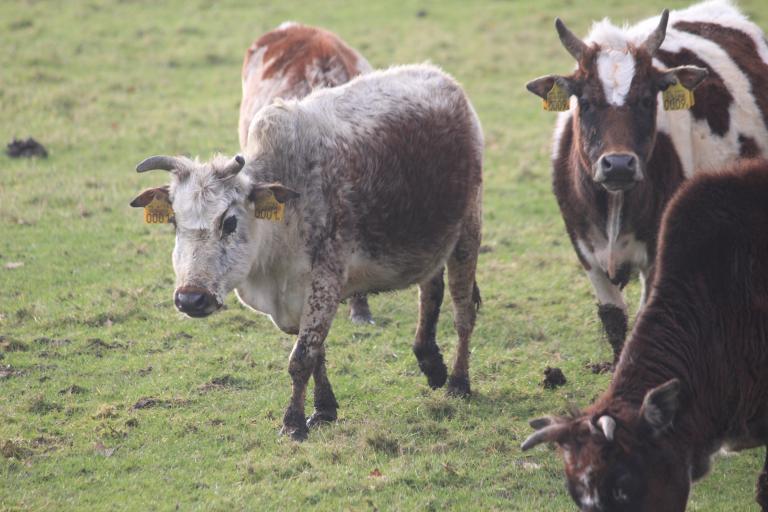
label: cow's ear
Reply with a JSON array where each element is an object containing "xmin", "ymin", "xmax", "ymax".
[
  {"xmin": 249, "ymin": 183, "xmax": 300, "ymax": 204},
  {"xmin": 640, "ymin": 379, "xmax": 681, "ymax": 435},
  {"xmin": 658, "ymin": 66, "xmax": 708, "ymax": 91},
  {"xmin": 130, "ymin": 186, "xmax": 170, "ymax": 207},
  {"xmin": 526, "ymin": 75, "xmax": 574, "ymax": 99}
]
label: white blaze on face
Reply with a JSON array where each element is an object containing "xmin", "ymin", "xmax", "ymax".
[
  {"xmin": 579, "ymin": 468, "xmax": 602, "ymax": 509},
  {"xmin": 597, "ymin": 49, "xmax": 636, "ymax": 106}
]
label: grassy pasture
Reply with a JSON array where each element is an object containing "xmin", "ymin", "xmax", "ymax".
[{"xmin": 2, "ymin": 0, "xmax": 767, "ymax": 510}]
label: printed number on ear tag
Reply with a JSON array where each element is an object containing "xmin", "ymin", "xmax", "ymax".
[
  {"xmin": 663, "ymin": 82, "xmax": 695, "ymax": 111},
  {"xmin": 253, "ymin": 194, "xmax": 284, "ymax": 222},
  {"xmin": 144, "ymin": 197, "xmax": 174, "ymax": 224},
  {"xmin": 544, "ymin": 83, "xmax": 570, "ymax": 112}
]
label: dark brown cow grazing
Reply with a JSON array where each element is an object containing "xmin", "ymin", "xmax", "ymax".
[
  {"xmin": 522, "ymin": 158, "xmax": 768, "ymax": 511},
  {"xmin": 526, "ymin": 1, "xmax": 768, "ymax": 358},
  {"xmin": 238, "ymin": 22, "xmax": 374, "ymax": 324}
]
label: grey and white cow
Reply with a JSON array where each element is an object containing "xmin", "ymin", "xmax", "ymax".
[{"xmin": 130, "ymin": 64, "xmax": 484, "ymax": 440}]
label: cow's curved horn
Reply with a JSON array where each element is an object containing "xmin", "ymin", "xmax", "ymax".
[
  {"xmin": 640, "ymin": 9, "xmax": 670, "ymax": 56},
  {"xmin": 136, "ymin": 155, "xmax": 182, "ymax": 173},
  {"xmin": 521, "ymin": 423, "xmax": 567, "ymax": 451},
  {"xmin": 220, "ymin": 155, "xmax": 245, "ymax": 177},
  {"xmin": 597, "ymin": 415, "xmax": 616, "ymax": 441},
  {"xmin": 555, "ymin": 18, "xmax": 588, "ymax": 62}
]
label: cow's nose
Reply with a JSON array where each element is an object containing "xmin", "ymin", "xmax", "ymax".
[
  {"xmin": 174, "ymin": 287, "xmax": 217, "ymax": 317},
  {"xmin": 597, "ymin": 153, "xmax": 639, "ymax": 191}
]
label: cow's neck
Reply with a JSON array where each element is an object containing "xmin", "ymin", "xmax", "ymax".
[
  {"xmin": 606, "ymin": 297, "xmax": 730, "ymax": 470},
  {"xmin": 234, "ymin": 219, "xmax": 309, "ymax": 334}
]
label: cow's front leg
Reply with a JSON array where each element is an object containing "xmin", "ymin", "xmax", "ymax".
[
  {"xmin": 306, "ymin": 347, "xmax": 339, "ymax": 428},
  {"xmin": 281, "ymin": 270, "xmax": 341, "ymax": 441},
  {"xmin": 586, "ymin": 267, "xmax": 627, "ymax": 360}
]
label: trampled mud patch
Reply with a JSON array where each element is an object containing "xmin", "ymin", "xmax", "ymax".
[
  {"xmin": 6, "ymin": 137, "xmax": 48, "ymax": 158},
  {"xmin": 0, "ymin": 365, "xmax": 23, "ymax": 379},
  {"xmin": 197, "ymin": 374, "xmax": 242, "ymax": 393},
  {"xmin": 1, "ymin": 338, "xmax": 28, "ymax": 352},
  {"xmin": 59, "ymin": 384, "xmax": 87, "ymax": 395},
  {"xmin": 1, "ymin": 440, "xmax": 32, "ymax": 459},
  {"xmin": 86, "ymin": 338, "xmax": 124, "ymax": 350},
  {"xmin": 131, "ymin": 396, "xmax": 189, "ymax": 410},
  {"xmin": 35, "ymin": 337, "xmax": 71, "ymax": 347},
  {"xmin": 27, "ymin": 396, "xmax": 63, "ymax": 415},
  {"xmin": 586, "ymin": 361, "xmax": 613, "ymax": 374},
  {"xmin": 542, "ymin": 366, "xmax": 567, "ymax": 389}
]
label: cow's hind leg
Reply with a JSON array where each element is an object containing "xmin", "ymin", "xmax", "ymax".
[
  {"xmin": 348, "ymin": 293, "xmax": 374, "ymax": 324},
  {"xmin": 445, "ymin": 215, "xmax": 481, "ymax": 398},
  {"xmin": 306, "ymin": 347, "xmax": 339, "ymax": 428},
  {"xmin": 757, "ymin": 446, "xmax": 768, "ymax": 511},
  {"xmin": 412, "ymin": 269, "xmax": 448, "ymax": 389}
]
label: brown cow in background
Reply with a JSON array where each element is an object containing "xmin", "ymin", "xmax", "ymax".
[{"xmin": 526, "ymin": 1, "xmax": 768, "ymax": 358}]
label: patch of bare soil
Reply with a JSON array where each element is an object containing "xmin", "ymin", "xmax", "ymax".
[
  {"xmin": 131, "ymin": 396, "xmax": 189, "ymax": 410},
  {"xmin": 585, "ymin": 361, "xmax": 613, "ymax": 374},
  {"xmin": 197, "ymin": 374, "xmax": 240, "ymax": 393}
]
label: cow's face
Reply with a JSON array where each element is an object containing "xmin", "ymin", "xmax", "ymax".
[
  {"xmin": 522, "ymin": 379, "xmax": 690, "ymax": 511},
  {"xmin": 130, "ymin": 155, "xmax": 298, "ymax": 318},
  {"xmin": 526, "ymin": 11, "xmax": 707, "ymax": 192}
]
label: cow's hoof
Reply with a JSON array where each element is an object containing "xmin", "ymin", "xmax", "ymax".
[
  {"xmin": 306, "ymin": 410, "xmax": 337, "ymax": 428},
  {"xmin": 350, "ymin": 311, "xmax": 375, "ymax": 325},
  {"xmin": 446, "ymin": 375, "xmax": 471, "ymax": 398},
  {"xmin": 280, "ymin": 424, "xmax": 309, "ymax": 441},
  {"xmin": 421, "ymin": 356, "xmax": 448, "ymax": 389},
  {"xmin": 414, "ymin": 344, "xmax": 448, "ymax": 389}
]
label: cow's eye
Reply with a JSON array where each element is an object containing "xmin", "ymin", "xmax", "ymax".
[
  {"xmin": 579, "ymin": 98, "xmax": 591, "ymax": 112},
  {"xmin": 222, "ymin": 215, "xmax": 237, "ymax": 235}
]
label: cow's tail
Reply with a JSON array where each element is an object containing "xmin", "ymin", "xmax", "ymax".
[{"xmin": 472, "ymin": 280, "xmax": 482, "ymax": 312}]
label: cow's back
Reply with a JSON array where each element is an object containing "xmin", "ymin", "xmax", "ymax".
[
  {"xmin": 250, "ymin": 65, "xmax": 483, "ymax": 288},
  {"xmin": 655, "ymin": 159, "xmax": 768, "ymax": 306},
  {"xmin": 332, "ymin": 66, "xmax": 483, "ymax": 273}
]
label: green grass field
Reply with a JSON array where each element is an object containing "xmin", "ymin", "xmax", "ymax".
[{"xmin": 2, "ymin": 1, "xmax": 767, "ymax": 510}]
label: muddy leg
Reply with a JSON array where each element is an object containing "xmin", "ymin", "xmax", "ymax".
[
  {"xmin": 412, "ymin": 269, "xmax": 448, "ymax": 389},
  {"xmin": 306, "ymin": 347, "xmax": 339, "ymax": 428},
  {"xmin": 281, "ymin": 266, "xmax": 341, "ymax": 441},
  {"xmin": 445, "ymin": 220, "xmax": 481, "ymax": 398},
  {"xmin": 348, "ymin": 293, "xmax": 374, "ymax": 324},
  {"xmin": 757, "ymin": 446, "xmax": 768, "ymax": 511},
  {"xmin": 586, "ymin": 267, "xmax": 628, "ymax": 360}
]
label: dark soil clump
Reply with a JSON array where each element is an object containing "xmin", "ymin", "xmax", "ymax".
[
  {"xmin": 7, "ymin": 138, "xmax": 48, "ymax": 158},
  {"xmin": 542, "ymin": 366, "xmax": 567, "ymax": 389}
]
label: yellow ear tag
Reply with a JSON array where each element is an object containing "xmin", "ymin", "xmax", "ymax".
[
  {"xmin": 544, "ymin": 83, "xmax": 570, "ymax": 112},
  {"xmin": 144, "ymin": 197, "xmax": 174, "ymax": 224},
  {"xmin": 662, "ymin": 82, "xmax": 695, "ymax": 111},
  {"xmin": 253, "ymin": 193, "xmax": 284, "ymax": 222}
]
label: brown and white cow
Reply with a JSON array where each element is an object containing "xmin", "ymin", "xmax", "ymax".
[
  {"xmin": 130, "ymin": 64, "xmax": 483, "ymax": 440},
  {"xmin": 526, "ymin": 1, "xmax": 768, "ymax": 357},
  {"xmin": 239, "ymin": 22, "xmax": 375, "ymax": 324},
  {"xmin": 522, "ymin": 158, "xmax": 768, "ymax": 511}
]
